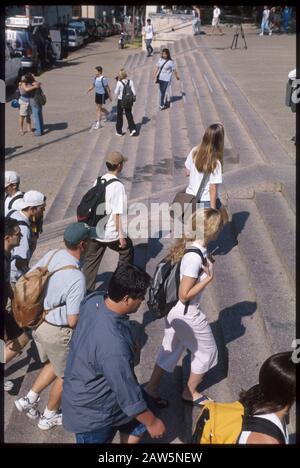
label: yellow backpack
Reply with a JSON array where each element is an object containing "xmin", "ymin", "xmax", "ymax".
[{"xmin": 192, "ymin": 401, "xmax": 245, "ymax": 444}]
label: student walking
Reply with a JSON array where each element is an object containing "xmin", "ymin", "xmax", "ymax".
[
  {"xmin": 211, "ymin": 6, "xmax": 224, "ymax": 35},
  {"xmin": 238, "ymin": 352, "xmax": 295, "ymax": 444},
  {"xmin": 143, "ymin": 18, "xmax": 155, "ymax": 57},
  {"xmin": 185, "ymin": 123, "xmax": 224, "ymax": 209},
  {"xmin": 260, "ymin": 6, "xmax": 271, "ymax": 36},
  {"xmin": 114, "ymin": 69, "xmax": 137, "ymax": 136},
  {"xmin": 5, "ymin": 171, "xmax": 23, "ymax": 216},
  {"xmin": 14, "ymin": 222, "xmax": 89, "ymax": 430},
  {"xmin": 145, "ymin": 208, "xmax": 224, "ymax": 407},
  {"xmin": 62, "ymin": 264, "xmax": 166, "ymax": 444},
  {"xmin": 192, "ymin": 7, "xmax": 201, "ymax": 35},
  {"xmin": 87, "ymin": 66, "xmax": 112, "ymax": 130},
  {"xmin": 154, "ymin": 48, "xmax": 179, "ymax": 110},
  {"xmin": 82, "ymin": 151, "xmax": 134, "ymax": 292}
]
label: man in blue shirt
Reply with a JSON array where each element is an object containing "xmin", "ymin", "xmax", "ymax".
[
  {"xmin": 87, "ymin": 66, "xmax": 112, "ymax": 129},
  {"xmin": 62, "ymin": 264, "xmax": 166, "ymax": 443}
]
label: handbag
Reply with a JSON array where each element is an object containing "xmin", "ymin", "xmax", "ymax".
[
  {"xmin": 170, "ymin": 172, "xmax": 209, "ymax": 222},
  {"xmin": 155, "ymin": 60, "xmax": 168, "ymax": 84},
  {"xmin": 33, "ymin": 87, "xmax": 46, "ymax": 106},
  {"xmin": 101, "ymin": 77, "xmax": 109, "ymax": 100}
]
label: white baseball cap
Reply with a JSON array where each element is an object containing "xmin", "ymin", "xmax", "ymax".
[
  {"xmin": 18, "ymin": 190, "xmax": 46, "ymax": 210},
  {"xmin": 5, "ymin": 171, "xmax": 20, "ymax": 188}
]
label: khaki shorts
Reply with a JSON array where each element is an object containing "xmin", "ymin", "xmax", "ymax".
[
  {"xmin": 19, "ymin": 99, "xmax": 32, "ymax": 117},
  {"xmin": 32, "ymin": 321, "xmax": 73, "ymax": 378}
]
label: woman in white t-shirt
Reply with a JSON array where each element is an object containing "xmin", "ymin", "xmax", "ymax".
[
  {"xmin": 185, "ymin": 123, "xmax": 224, "ymax": 209},
  {"xmin": 145, "ymin": 208, "xmax": 224, "ymax": 408},
  {"xmin": 238, "ymin": 351, "xmax": 295, "ymax": 444},
  {"xmin": 154, "ymin": 48, "xmax": 179, "ymax": 110},
  {"xmin": 114, "ymin": 68, "xmax": 137, "ymax": 136}
]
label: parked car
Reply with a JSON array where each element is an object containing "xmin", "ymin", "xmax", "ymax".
[
  {"xmin": 49, "ymin": 27, "xmax": 69, "ymax": 60},
  {"xmin": 68, "ymin": 20, "xmax": 89, "ymax": 43},
  {"xmin": 5, "ymin": 42, "xmax": 22, "ymax": 86},
  {"xmin": 95, "ymin": 21, "xmax": 105, "ymax": 40},
  {"xmin": 67, "ymin": 27, "xmax": 84, "ymax": 49},
  {"xmin": 5, "ymin": 16, "xmax": 54, "ymax": 75},
  {"xmin": 96, "ymin": 21, "xmax": 108, "ymax": 37},
  {"xmin": 79, "ymin": 18, "xmax": 99, "ymax": 41}
]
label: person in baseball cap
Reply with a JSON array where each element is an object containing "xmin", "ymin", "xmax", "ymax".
[
  {"xmin": 5, "ymin": 171, "xmax": 20, "ymax": 188},
  {"xmin": 64, "ymin": 222, "xmax": 92, "ymax": 246},
  {"xmin": 105, "ymin": 151, "xmax": 128, "ymax": 166},
  {"xmin": 18, "ymin": 190, "xmax": 46, "ymax": 210},
  {"xmin": 5, "ymin": 171, "xmax": 23, "ymax": 216}
]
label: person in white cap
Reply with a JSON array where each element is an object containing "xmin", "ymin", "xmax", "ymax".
[
  {"xmin": 8, "ymin": 190, "xmax": 46, "ymax": 284},
  {"xmin": 4, "ymin": 171, "xmax": 23, "ymax": 216}
]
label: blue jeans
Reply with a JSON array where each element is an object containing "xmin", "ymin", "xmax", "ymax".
[
  {"xmin": 159, "ymin": 80, "xmax": 169, "ymax": 107},
  {"xmin": 261, "ymin": 19, "xmax": 270, "ymax": 34},
  {"xmin": 145, "ymin": 39, "xmax": 153, "ymax": 55},
  {"xmin": 31, "ymin": 104, "xmax": 44, "ymax": 136},
  {"xmin": 76, "ymin": 418, "xmax": 147, "ymax": 444}
]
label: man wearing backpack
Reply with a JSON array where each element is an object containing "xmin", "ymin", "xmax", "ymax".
[
  {"xmin": 14, "ymin": 222, "xmax": 89, "ymax": 430},
  {"xmin": 82, "ymin": 151, "xmax": 134, "ymax": 292},
  {"xmin": 5, "ymin": 171, "xmax": 23, "ymax": 216},
  {"xmin": 114, "ymin": 68, "xmax": 137, "ymax": 137},
  {"xmin": 8, "ymin": 190, "xmax": 46, "ymax": 285}
]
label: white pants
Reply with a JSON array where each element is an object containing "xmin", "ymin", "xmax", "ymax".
[{"xmin": 156, "ymin": 301, "xmax": 218, "ymax": 374}]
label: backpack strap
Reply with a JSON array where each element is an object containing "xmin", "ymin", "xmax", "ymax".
[
  {"xmin": 6, "ymin": 211, "xmax": 32, "ymax": 230},
  {"xmin": 242, "ymin": 415, "xmax": 286, "ymax": 444},
  {"xmin": 44, "ymin": 264, "xmax": 81, "ymax": 315},
  {"xmin": 100, "ymin": 177, "xmax": 122, "ymax": 187},
  {"xmin": 8, "ymin": 192, "xmax": 24, "ymax": 210}
]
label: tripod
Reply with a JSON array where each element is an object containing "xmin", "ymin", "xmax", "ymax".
[{"xmin": 231, "ymin": 24, "xmax": 247, "ymax": 49}]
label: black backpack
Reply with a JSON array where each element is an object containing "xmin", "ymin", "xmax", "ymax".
[
  {"xmin": 121, "ymin": 80, "xmax": 136, "ymax": 110},
  {"xmin": 147, "ymin": 248, "xmax": 207, "ymax": 319},
  {"xmin": 77, "ymin": 177, "xmax": 121, "ymax": 227}
]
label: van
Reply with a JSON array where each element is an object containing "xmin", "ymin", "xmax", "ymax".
[
  {"xmin": 5, "ymin": 43, "xmax": 22, "ymax": 86},
  {"xmin": 67, "ymin": 27, "xmax": 84, "ymax": 49}
]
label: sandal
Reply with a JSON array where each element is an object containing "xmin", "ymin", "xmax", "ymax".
[{"xmin": 181, "ymin": 394, "xmax": 212, "ymax": 407}]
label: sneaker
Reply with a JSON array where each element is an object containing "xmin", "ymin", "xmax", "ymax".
[
  {"xmin": 259, "ymin": 32, "xmax": 263, "ymax": 36},
  {"xmin": 115, "ymin": 132, "xmax": 123, "ymax": 137},
  {"xmin": 269, "ymin": 31, "xmax": 272, "ymax": 36},
  {"xmin": 15, "ymin": 396, "xmax": 40, "ymax": 420},
  {"xmin": 130, "ymin": 129, "xmax": 137, "ymax": 136},
  {"xmin": 94, "ymin": 121, "xmax": 101, "ymax": 129},
  {"xmin": 4, "ymin": 380, "xmax": 14, "ymax": 392},
  {"xmin": 38, "ymin": 412, "xmax": 63, "ymax": 431}
]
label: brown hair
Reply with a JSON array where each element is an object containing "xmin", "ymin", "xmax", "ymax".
[
  {"xmin": 119, "ymin": 68, "xmax": 127, "ymax": 80},
  {"xmin": 167, "ymin": 208, "xmax": 223, "ymax": 263},
  {"xmin": 192, "ymin": 123, "xmax": 224, "ymax": 173}
]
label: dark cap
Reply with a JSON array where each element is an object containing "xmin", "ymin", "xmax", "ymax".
[{"xmin": 64, "ymin": 222, "xmax": 92, "ymax": 244}]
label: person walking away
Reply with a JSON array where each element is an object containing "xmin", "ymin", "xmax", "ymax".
[
  {"xmin": 7, "ymin": 190, "xmax": 46, "ymax": 285},
  {"xmin": 83, "ymin": 151, "xmax": 134, "ymax": 292},
  {"xmin": 185, "ymin": 123, "xmax": 224, "ymax": 209},
  {"xmin": 4, "ymin": 218, "xmax": 30, "ymax": 392},
  {"xmin": 5, "ymin": 171, "xmax": 23, "ymax": 216},
  {"xmin": 115, "ymin": 68, "xmax": 137, "ymax": 136},
  {"xmin": 145, "ymin": 208, "xmax": 224, "ymax": 407},
  {"xmin": 143, "ymin": 18, "xmax": 154, "ymax": 57},
  {"xmin": 238, "ymin": 352, "xmax": 295, "ymax": 444},
  {"xmin": 192, "ymin": 6, "xmax": 201, "ymax": 35},
  {"xmin": 154, "ymin": 48, "xmax": 180, "ymax": 110},
  {"xmin": 14, "ymin": 222, "xmax": 89, "ymax": 430},
  {"xmin": 268, "ymin": 7, "xmax": 276, "ymax": 35},
  {"xmin": 18, "ymin": 75, "xmax": 34, "ymax": 135},
  {"xmin": 62, "ymin": 264, "xmax": 166, "ymax": 443},
  {"xmin": 87, "ymin": 66, "xmax": 112, "ymax": 130},
  {"xmin": 282, "ymin": 6, "xmax": 291, "ymax": 33},
  {"xmin": 211, "ymin": 6, "xmax": 224, "ymax": 35},
  {"xmin": 260, "ymin": 6, "xmax": 270, "ymax": 36}
]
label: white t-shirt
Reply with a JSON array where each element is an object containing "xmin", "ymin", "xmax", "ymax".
[
  {"xmin": 5, "ymin": 191, "xmax": 23, "ymax": 216},
  {"xmin": 262, "ymin": 8, "xmax": 270, "ymax": 21},
  {"xmin": 144, "ymin": 24, "xmax": 154, "ymax": 39},
  {"xmin": 10, "ymin": 211, "xmax": 33, "ymax": 283},
  {"xmin": 213, "ymin": 7, "xmax": 221, "ymax": 19},
  {"xmin": 185, "ymin": 147, "xmax": 222, "ymax": 201},
  {"xmin": 180, "ymin": 242, "xmax": 208, "ymax": 305},
  {"xmin": 30, "ymin": 249, "xmax": 86, "ymax": 326},
  {"xmin": 92, "ymin": 174, "xmax": 126, "ymax": 242},
  {"xmin": 238, "ymin": 413, "xmax": 289, "ymax": 444},
  {"xmin": 156, "ymin": 58, "xmax": 176, "ymax": 82},
  {"xmin": 114, "ymin": 79, "xmax": 136, "ymax": 101}
]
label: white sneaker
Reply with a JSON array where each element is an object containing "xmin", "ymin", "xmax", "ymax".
[
  {"xmin": 115, "ymin": 132, "xmax": 123, "ymax": 137},
  {"xmin": 94, "ymin": 121, "xmax": 101, "ymax": 129},
  {"xmin": 259, "ymin": 32, "xmax": 263, "ymax": 36},
  {"xmin": 269, "ymin": 31, "xmax": 272, "ymax": 36},
  {"xmin": 130, "ymin": 129, "xmax": 137, "ymax": 136},
  {"xmin": 38, "ymin": 412, "xmax": 63, "ymax": 431},
  {"xmin": 4, "ymin": 380, "xmax": 14, "ymax": 392},
  {"xmin": 15, "ymin": 396, "xmax": 40, "ymax": 420}
]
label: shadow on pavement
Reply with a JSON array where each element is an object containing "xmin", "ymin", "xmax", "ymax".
[
  {"xmin": 43, "ymin": 122, "xmax": 68, "ymax": 133},
  {"xmin": 5, "ymin": 146, "xmax": 23, "ymax": 157},
  {"xmin": 208, "ymin": 211, "xmax": 250, "ymax": 256}
]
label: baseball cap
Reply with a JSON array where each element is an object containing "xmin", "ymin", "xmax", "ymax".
[
  {"xmin": 64, "ymin": 222, "xmax": 92, "ymax": 244},
  {"xmin": 18, "ymin": 190, "xmax": 45, "ymax": 210},
  {"xmin": 106, "ymin": 151, "xmax": 128, "ymax": 165},
  {"xmin": 5, "ymin": 171, "xmax": 20, "ymax": 188}
]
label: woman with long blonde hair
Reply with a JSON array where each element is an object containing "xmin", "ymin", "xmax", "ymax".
[
  {"xmin": 145, "ymin": 208, "xmax": 224, "ymax": 407},
  {"xmin": 185, "ymin": 123, "xmax": 224, "ymax": 209}
]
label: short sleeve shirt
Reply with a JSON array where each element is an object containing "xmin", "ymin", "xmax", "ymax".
[
  {"xmin": 9, "ymin": 211, "xmax": 32, "ymax": 283},
  {"xmin": 185, "ymin": 147, "xmax": 222, "ymax": 201},
  {"xmin": 92, "ymin": 174, "xmax": 127, "ymax": 242},
  {"xmin": 156, "ymin": 58, "xmax": 176, "ymax": 82},
  {"xmin": 144, "ymin": 24, "xmax": 154, "ymax": 39},
  {"xmin": 5, "ymin": 191, "xmax": 24, "ymax": 216},
  {"xmin": 180, "ymin": 242, "xmax": 208, "ymax": 304},
  {"xmin": 94, "ymin": 75, "xmax": 108, "ymax": 95},
  {"xmin": 62, "ymin": 294, "xmax": 148, "ymax": 433},
  {"xmin": 29, "ymin": 249, "xmax": 86, "ymax": 325}
]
